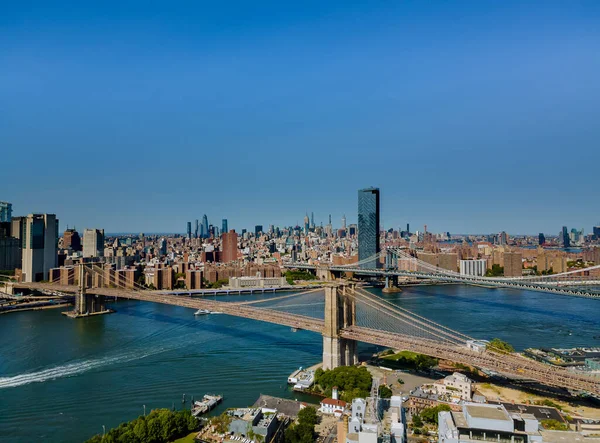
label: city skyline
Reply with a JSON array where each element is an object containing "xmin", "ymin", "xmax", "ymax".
[
  {"xmin": 3, "ymin": 199, "xmax": 599, "ymax": 237},
  {"xmin": 2, "ymin": 1, "xmax": 600, "ymax": 234}
]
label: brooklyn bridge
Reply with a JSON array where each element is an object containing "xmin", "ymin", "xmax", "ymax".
[{"xmin": 13, "ymin": 261, "xmax": 600, "ymax": 396}]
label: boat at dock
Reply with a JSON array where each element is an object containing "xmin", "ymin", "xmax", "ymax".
[{"xmin": 192, "ymin": 394, "xmax": 223, "ymax": 416}]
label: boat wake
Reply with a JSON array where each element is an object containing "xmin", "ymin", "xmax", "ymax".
[{"xmin": 0, "ymin": 345, "xmax": 177, "ymax": 390}]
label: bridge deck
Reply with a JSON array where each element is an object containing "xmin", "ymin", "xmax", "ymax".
[{"xmin": 16, "ymin": 282, "xmax": 600, "ymax": 394}]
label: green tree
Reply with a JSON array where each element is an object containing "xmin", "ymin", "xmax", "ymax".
[
  {"xmin": 378, "ymin": 385, "xmax": 393, "ymax": 399},
  {"xmin": 285, "ymin": 407, "xmax": 317, "ymax": 443},
  {"xmin": 298, "ymin": 406, "xmax": 318, "ymax": 427},
  {"xmin": 485, "ymin": 264, "xmax": 504, "ymax": 277},
  {"xmin": 487, "ymin": 338, "xmax": 515, "ymax": 354},
  {"xmin": 412, "ymin": 414, "xmax": 423, "ymax": 427},
  {"xmin": 313, "ymin": 366, "xmax": 373, "ymax": 401},
  {"xmin": 284, "ymin": 270, "xmax": 317, "ymax": 285},
  {"xmin": 421, "ymin": 405, "xmax": 451, "ymax": 425},
  {"xmin": 541, "ymin": 419, "xmax": 569, "ymax": 431}
]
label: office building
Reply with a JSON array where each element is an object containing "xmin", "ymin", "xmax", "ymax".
[
  {"xmin": 498, "ymin": 231, "xmax": 508, "ymax": 246},
  {"xmin": 194, "ymin": 219, "xmax": 199, "ymax": 238},
  {"xmin": 63, "ymin": 228, "xmax": 82, "ymax": 252},
  {"xmin": 222, "ymin": 219, "xmax": 228, "ymax": 234},
  {"xmin": 255, "ymin": 225, "xmax": 263, "ymax": 237},
  {"xmin": 21, "ymin": 214, "xmax": 58, "ymax": 282},
  {"xmin": 158, "ymin": 238, "xmax": 167, "ymax": 256},
  {"xmin": 503, "ymin": 251, "xmax": 523, "ymax": 277},
  {"xmin": 538, "ymin": 233, "xmax": 545, "ymax": 246},
  {"xmin": 0, "ymin": 222, "xmax": 20, "ymax": 271},
  {"xmin": 358, "ymin": 187, "xmax": 380, "ymax": 268},
  {"xmin": 201, "ymin": 214, "xmax": 209, "ymax": 239},
  {"xmin": 0, "ymin": 201, "xmax": 12, "ymax": 222},
  {"xmin": 460, "ymin": 259, "xmax": 487, "ymax": 277},
  {"xmin": 83, "ymin": 228, "xmax": 105, "ymax": 258},
  {"xmin": 221, "ymin": 230, "xmax": 238, "ymax": 263},
  {"xmin": 341, "ymin": 214, "xmax": 347, "ymax": 229},
  {"xmin": 562, "ymin": 226, "xmax": 570, "ymax": 248},
  {"xmin": 594, "ymin": 225, "xmax": 600, "ymax": 240},
  {"xmin": 186, "ymin": 221, "xmax": 192, "ymax": 239}
]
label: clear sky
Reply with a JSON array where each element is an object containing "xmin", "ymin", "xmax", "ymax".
[{"xmin": 2, "ymin": 1, "xmax": 599, "ymax": 235}]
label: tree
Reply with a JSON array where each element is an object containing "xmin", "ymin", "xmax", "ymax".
[
  {"xmin": 297, "ymin": 406, "xmax": 318, "ymax": 427},
  {"xmin": 84, "ymin": 409, "xmax": 198, "ymax": 443},
  {"xmin": 313, "ymin": 366, "xmax": 373, "ymax": 401},
  {"xmin": 541, "ymin": 419, "xmax": 569, "ymax": 431},
  {"xmin": 485, "ymin": 264, "xmax": 504, "ymax": 277},
  {"xmin": 378, "ymin": 385, "xmax": 393, "ymax": 399},
  {"xmin": 284, "ymin": 270, "xmax": 316, "ymax": 285},
  {"xmin": 421, "ymin": 405, "xmax": 451, "ymax": 425},
  {"xmin": 412, "ymin": 414, "xmax": 423, "ymax": 428},
  {"xmin": 285, "ymin": 407, "xmax": 318, "ymax": 443},
  {"xmin": 487, "ymin": 338, "xmax": 515, "ymax": 354}
]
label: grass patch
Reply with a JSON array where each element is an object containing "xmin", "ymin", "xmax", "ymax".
[
  {"xmin": 480, "ymin": 383, "xmax": 501, "ymax": 395},
  {"xmin": 382, "ymin": 351, "xmax": 420, "ymax": 361},
  {"xmin": 171, "ymin": 431, "xmax": 198, "ymax": 443}
]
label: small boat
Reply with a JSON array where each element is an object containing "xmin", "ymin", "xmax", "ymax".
[{"xmin": 194, "ymin": 309, "xmax": 210, "ymax": 315}]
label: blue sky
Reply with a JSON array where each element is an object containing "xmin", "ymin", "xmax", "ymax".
[{"xmin": 2, "ymin": 1, "xmax": 599, "ymax": 235}]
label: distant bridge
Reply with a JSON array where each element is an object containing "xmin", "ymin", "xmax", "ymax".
[
  {"xmin": 14, "ymin": 263, "xmax": 600, "ymax": 395},
  {"xmin": 285, "ymin": 249, "xmax": 600, "ymax": 298}
]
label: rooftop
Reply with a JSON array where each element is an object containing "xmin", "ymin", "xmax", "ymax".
[
  {"xmin": 252, "ymin": 395, "xmax": 304, "ymax": 418},
  {"xmin": 465, "ymin": 404, "xmax": 512, "ymax": 422}
]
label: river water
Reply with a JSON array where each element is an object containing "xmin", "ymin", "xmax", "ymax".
[{"xmin": 0, "ymin": 285, "xmax": 598, "ymax": 442}]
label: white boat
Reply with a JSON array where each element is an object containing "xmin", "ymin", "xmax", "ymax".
[{"xmin": 194, "ymin": 309, "xmax": 222, "ymax": 315}]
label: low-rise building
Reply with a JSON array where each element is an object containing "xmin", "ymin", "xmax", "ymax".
[
  {"xmin": 439, "ymin": 403, "xmax": 539, "ymax": 443},
  {"xmin": 433, "ymin": 372, "xmax": 473, "ymax": 401}
]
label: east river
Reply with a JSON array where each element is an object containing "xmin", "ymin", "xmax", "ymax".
[{"xmin": 1, "ymin": 285, "xmax": 599, "ymax": 442}]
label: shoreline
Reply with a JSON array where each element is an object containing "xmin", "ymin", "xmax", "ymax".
[{"xmin": 0, "ymin": 302, "xmax": 72, "ymax": 315}]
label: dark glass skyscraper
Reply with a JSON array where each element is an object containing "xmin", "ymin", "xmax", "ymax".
[
  {"xmin": 187, "ymin": 222, "xmax": 192, "ymax": 239},
  {"xmin": 222, "ymin": 219, "xmax": 228, "ymax": 235},
  {"xmin": 201, "ymin": 214, "xmax": 209, "ymax": 238},
  {"xmin": 358, "ymin": 187, "xmax": 380, "ymax": 268},
  {"xmin": 562, "ymin": 226, "xmax": 570, "ymax": 248}
]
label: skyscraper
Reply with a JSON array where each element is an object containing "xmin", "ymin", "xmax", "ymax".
[
  {"xmin": 222, "ymin": 229, "xmax": 238, "ymax": 263},
  {"xmin": 83, "ymin": 228, "xmax": 105, "ymax": 258},
  {"xmin": 222, "ymin": 219, "xmax": 228, "ymax": 234},
  {"xmin": 303, "ymin": 214, "xmax": 309, "ymax": 235},
  {"xmin": 0, "ymin": 201, "xmax": 12, "ymax": 222},
  {"xmin": 255, "ymin": 225, "xmax": 263, "ymax": 237},
  {"xmin": 310, "ymin": 212, "xmax": 315, "ymax": 230},
  {"xmin": 159, "ymin": 238, "xmax": 167, "ymax": 256},
  {"xmin": 63, "ymin": 228, "xmax": 82, "ymax": 251},
  {"xmin": 342, "ymin": 214, "xmax": 347, "ymax": 229},
  {"xmin": 562, "ymin": 226, "xmax": 570, "ymax": 248},
  {"xmin": 594, "ymin": 225, "xmax": 600, "ymax": 240},
  {"xmin": 21, "ymin": 214, "xmax": 58, "ymax": 282},
  {"xmin": 358, "ymin": 187, "xmax": 380, "ymax": 268},
  {"xmin": 187, "ymin": 221, "xmax": 192, "ymax": 239},
  {"xmin": 201, "ymin": 214, "xmax": 209, "ymax": 239},
  {"xmin": 538, "ymin": 233, "xmax": 545, "ymax": 246},
  {"xmin": 194, "ymin": 219, "xmax": 199, "ymax": 239}
]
